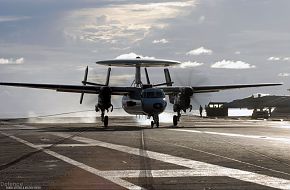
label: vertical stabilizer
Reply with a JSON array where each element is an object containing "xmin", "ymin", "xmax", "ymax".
[
  {"xmin": 144, "ymin": 68, "xmax": 150, "ymax": 84},
  {"xmin": 164, "ymin": 68, "xmax": 172, "ymax": 86},
  {"xmin": 164, "ymin": 68, "xmax": 175, "ymax": 104}
]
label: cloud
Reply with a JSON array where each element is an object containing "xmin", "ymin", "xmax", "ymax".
[
  {"xmin": 235, "ymin": 51, "xmax": 241, "ymax": 55},
  {"xmin": 278, "ymin": 73, "xmax": 290, "ymax": 77},
  {"xmin": 267, "ymin": 56, "xmax": 280, "ymax": 61},
  {"xmin": 115, "ymin": 52, "xmax": 155, "ymax": 59},
  {"xmin": 186, "ymin": 46, "xmax": 213, "ymax": 55},
  {"xmin": 64, "ymin": 1, "xmax": 196, "ymax": 44},
  {"xmin": 198, "ymin": 15, "xmax": 205, "ymax": 23},
  {"xmin": 211, "ymin": 60, "xmax": 255, "ymax": 69},
  {"xmin": 0, "ymin": 16, "xmax": 30, "ymax": 22},
  {"xmin": 152, "ymin": 38, "xmax": 169, "ymax": 44},
  {"xmin": 179, "ymin": 61, "xmax": 204, "ymax": 68},
  {"xmin": 0, "ymin": 57, "xmax": 24, "ymax": 64},
  {"xmin": 267, "ymin": 56, "xmax": 290, "ymax": 61}
]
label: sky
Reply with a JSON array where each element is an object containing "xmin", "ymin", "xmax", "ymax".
[{"xmin": 0, "ymin": 0, "xmax": 289, "ymax": 118}]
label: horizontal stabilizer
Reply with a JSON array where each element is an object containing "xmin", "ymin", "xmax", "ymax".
[
  {"xmin": 153, "ymin": 82, "xmax": 174, "ymax": 87},
  {"xmin": 82, "ymin": 81, "xmax": 106, "ymax": 86}
]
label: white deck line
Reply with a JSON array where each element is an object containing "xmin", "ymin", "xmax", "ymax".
[{"xmin": 169, "ymin": 128, "xmax": 290, "ymax": 143}]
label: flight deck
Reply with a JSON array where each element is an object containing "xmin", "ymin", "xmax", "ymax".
[{"xmin": 1, "ymin": 116, "xmax": 290, "ymax": 190}]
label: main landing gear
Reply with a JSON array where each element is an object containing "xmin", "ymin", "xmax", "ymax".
[
  {"xmin": 151, "ymin": 115, "xmax": 159, "ymax": 128},
  {"xmin": 97, "ymin": 106, "xmax": 109, "ymax": 128},
  {"xmin": 100, "ymin": 111, "xmax": 109, "ymax": 128}
]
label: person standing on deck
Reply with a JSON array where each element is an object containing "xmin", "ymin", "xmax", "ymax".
[{"xmin": 199, "ymin": 105, "xmax": 203, "ymax": 117}]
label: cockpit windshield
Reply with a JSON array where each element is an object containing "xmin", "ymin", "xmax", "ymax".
[{"xmin": 141, "ymin": 89, "xmax": 165, "ymax": 98}]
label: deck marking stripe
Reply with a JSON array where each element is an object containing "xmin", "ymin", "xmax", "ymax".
[
  {"xmin": 2, "ymin": 124, "xmax": 290, "ymax": 189},
  {"xmin": 169, "ymin": 129, "xmax": 290, "ymax": 143},
  {"xmin": 50, "ymin": 132, "xmax": 290, "ymax": 189},
  {"xmin": 0, "ymin": 131, "xmax": 143, "ymax": 190}
]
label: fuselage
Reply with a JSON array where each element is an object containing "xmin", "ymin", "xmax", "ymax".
[{"xmin": 122, "ymin": 88, "xmax": 167, "ymax": 116}]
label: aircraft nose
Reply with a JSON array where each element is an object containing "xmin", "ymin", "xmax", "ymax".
[
  {"xmin": 153, "ymin": 102, "xmax": 165, "ymax": 110},
  {"xmin": 153, "ymin": 103, "xmax": 163, "ymax": 110}
]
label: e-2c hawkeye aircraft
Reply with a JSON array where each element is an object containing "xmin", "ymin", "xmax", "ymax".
[{"xmin": 0, "ymin": 57, "xmax": 282, "ymax": 127}]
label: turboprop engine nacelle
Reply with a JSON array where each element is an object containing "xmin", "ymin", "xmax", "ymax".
[
  {"xmin": 96, "ymin": 86, "xmax": 112, "ymax": 112},
  {"xmin": 173, "ymin": 87, "xmax": 193, "ymax": 112}
]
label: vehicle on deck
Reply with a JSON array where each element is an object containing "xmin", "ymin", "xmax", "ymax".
[{"xmin": 205, "ymin": 102, "xmax": 228, "ymax": 117}]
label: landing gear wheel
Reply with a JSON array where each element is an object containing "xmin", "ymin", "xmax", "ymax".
[
  {"xmin": 156, "ymin": 121, "xmax": 159, "ymax": 128},
  {"xmin": 173, "ymin": 115, "xmax": 178, "ymax": 126},
  {"xmin": 151, "ymin": 121, "xmax": 154, "ymax": 128},
  {"xmin": 104, "ymin": 116, "xmax": 109, "ymax": 128}
]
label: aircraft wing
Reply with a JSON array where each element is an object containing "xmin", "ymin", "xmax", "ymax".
[
  {"xmin": 160, "ymin": 83, "xmax": 282, "ymax": 94},
  {"xmin": 0, "ymin": 82, "xmax": 135, "ymax": 95}
]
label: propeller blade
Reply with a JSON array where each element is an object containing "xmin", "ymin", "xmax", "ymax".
[
  {"xmin": 80, "ymin": 66, "xmax": 88, "ymax": 104},
  {"xmin": 105, "ymin": 67, "xmax": 111, "ymax": 86},
  {"xmin": 80, "ymin": 93, "xmax": 85, "ymax": 104},
  {"xmin": 82, "ymin": 66, "xmax": 89, "ymax": 85}
]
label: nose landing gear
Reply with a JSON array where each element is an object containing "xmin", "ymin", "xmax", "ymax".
[{"xmin": 151, "ymin": 115, "xmax": 159, "ymax": 128}]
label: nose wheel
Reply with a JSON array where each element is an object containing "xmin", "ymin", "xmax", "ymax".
[{"xmin": 151, "ymin": 115, "xmax": 159, "ymax": 128}]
